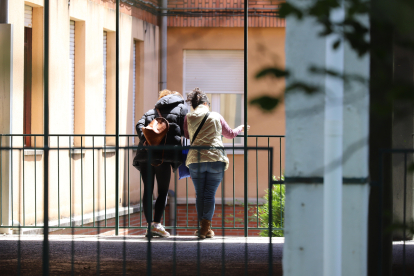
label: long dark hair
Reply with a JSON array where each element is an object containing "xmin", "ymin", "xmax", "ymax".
[{"xmin": 186, "ymin": 87, "xmax": 210, "ymax": 109}]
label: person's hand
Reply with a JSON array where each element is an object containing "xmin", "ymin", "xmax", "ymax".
[{"xmin": 241, "ymin": 125, "xmax": 250, "ymax": 132}]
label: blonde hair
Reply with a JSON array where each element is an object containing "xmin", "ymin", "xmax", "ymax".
[{"xmin": 158, "ymin": 89, "xmax": 183, "ymax": 100}]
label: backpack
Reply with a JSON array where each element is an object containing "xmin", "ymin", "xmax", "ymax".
[
  {"xmin": 142, "ymin": 109, "xmax": 169, "ymax": 146},
  {"xmin": 141, "ymin": 108, "xmax": 169, "ymax": 166}
]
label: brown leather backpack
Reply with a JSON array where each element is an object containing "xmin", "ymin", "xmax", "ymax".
[
  {"xmin": 142, "ymin": 109, "xmax": 169, "ymax": 166},
  {"xmin": 142, "ymin": 109, "xmax": 169, "ymax": 145}
]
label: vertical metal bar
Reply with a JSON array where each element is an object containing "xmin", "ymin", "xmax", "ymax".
[
  {"xmin": 104, "ymin": 137, "xmax": 107, "ymax": 227},
  {"xmin": 81, "ymin": 137, "xmax": 84, "ymax": 226},
  {"xmin": 221, "ymin": 170, "xmax": 226, "ymax": 276},
  {"xmin": 58, "ymin": 137, "xmax": 60, "ymax": 226},
  {"xmin": 279, "ymin": 138, "xmax": 282, "ymax": 228},
  {"xmin": 268, "ymin": 137, "xmax": 270, "ymax": 179},
  {"xmin": 123, "ymin": 146, "xmax": 127, "ymax": 276},
  {"xmin": 128, "ymin": 139, "xmax": 130, "ymax": 227},
  {"xmin": 197, "ymin": 150, "xmax": 201, "ymax": 276},
  {"xmin": 403, "ymin": 153, "xmax": 407, "ymax": 276},
  {"xmin": 0, "ymin": 137, "xmax": 2, "ymax": 226},
  {"xmin": 146, "ymin": 149, "xmax": 153, "ymax": 276},
  {"xmin": 23, "ymin": 137, "xmax": 25, "ymax": 226},
  {"xmin": 69, "ymin": 136, "xmax": 72, "ymax": 228},
  {"xmin": 140, "ymin": 173, "xmax": 142, "ymax": 227},
  {"xmin": 279, "ymin": 137, "xmax": 282, "ymax": 177},
  {"xmin": 11, "ymin": 137, "xmax": 13, "ymax": 227},
  {"xmin": 35, "ymin": 136, "xmax": 37, "ymax": 226},
  {"xmin": 173, "ymin": 161, "xmax": 178, "ymax": 276},
  {"xmin": 115, "ymin": 0, "xmax": 120, "ymax": 236},
  {"xmin": 243, "ymin": 0, "xmax": 249, "ymax": 238},
  {"xmin": 268, "ymin": 148, "xmax": 273, "ymax": 276},
  {"xmin": 43, "ymin": 0, "xmax": 50, "ymax": 273},
  {"xmin": 70, "ymin": 136, "xmax": 74, "ymax": 276},
  {"xmin": 186, "ymin": 175, "xmax": 188, "ymax": 228},
  {"xmin": 256, "ymin": 138, "xmax": 259, "ymax": 227},
  {"xmin": 93, "ymin": 137, "xmax": 95, "ymax": 227},
  {"xmin": 233, "ymin": 138, "xmax": 235, "ymax": 228},
  {"xmin": 97, "ymin": 138, "xmax": 101, "ymax": 276},
  {"xmin": 378, "ymin": 151, "xmax": 384, "ymax": 276},
  {"xmin": 18, "ymin": 137, "xmax": 22, "ymax": 276}
]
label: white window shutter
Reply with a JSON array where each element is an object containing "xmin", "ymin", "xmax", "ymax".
[
  {"xmin": 24, "ymin": 5, "xmax": 33, "ymax": 28},
  {"xmin": 70, "ymin": 21, "xmax": 75, "ymax": 136},
  {"xmin": 184, "ymin": 50, "xmax": 244, "ymax": 93}
]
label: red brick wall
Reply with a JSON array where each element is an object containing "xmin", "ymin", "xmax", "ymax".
[
  {"xmin": 89, "ymin": 0, "xmax": 285, "ymax": 27},
  {"xmin": 167, "ymin": 0, "xmax": 285, "ymax": 27},
  {"xmin": 90, "ymin": 0, "xmax": 159, "ymax": 26},
  {"xmin": 51, "ymin": 204, "xmax": 265, "ymax": 237}
]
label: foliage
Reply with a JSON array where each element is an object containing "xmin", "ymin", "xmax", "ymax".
[
  {"xmin": 250, "ymin": 0, "xmax": 414, "ymax": 113},
  {"xmin": 257, "ymin": 176, "xmax": 285, "ymax": 237}
]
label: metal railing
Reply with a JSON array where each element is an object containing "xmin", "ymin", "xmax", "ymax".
[
  {"xmin": 375, "ymin": 149, "xmax": 414, "ymax": 276},
  {"xmin": 0, "ymin": 134, "xmax": 284, "ymax": 236}
]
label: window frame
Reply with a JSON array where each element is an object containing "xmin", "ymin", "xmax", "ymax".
[{"xmin": 183, "ymin": 90, "xmax": 245, "ymax": 148}]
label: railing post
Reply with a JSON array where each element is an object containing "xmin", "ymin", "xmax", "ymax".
[
  {"xmin": 43, "ymin": 0, "xmax": 50, "ymax": 274},
  {"xmin": 115, "ymin": 0, "xmax": 120, "ymax": 236},
  {"xmin": 243, "ymin": 0, "xmax": 248, "ymax": 238}
]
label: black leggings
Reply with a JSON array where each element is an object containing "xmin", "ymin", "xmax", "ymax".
[{"xmin": 140, "ymin": 162, "xmax": 171, "ymax": 223}]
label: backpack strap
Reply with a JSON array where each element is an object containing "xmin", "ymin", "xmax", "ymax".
[
  {"xmin": 191, "ymin": 112, "xmax": 210, "ymax": 144},
  {"xmin": 156, "ymin": 108, "xmax": 162, "ymax": 117}
]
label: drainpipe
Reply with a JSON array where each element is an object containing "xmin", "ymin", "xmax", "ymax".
[
  {"xmin": 168, "ymin": 190, "xmax": 176, "ymax": 235},
  {"xmin": 160, "ymin": 0, "xmax": 167, "ymax": 90},
  {"xmin": 0, "ymin": 0, "xmax": 8, "ymax": 23},
  {"xmin": 323, "ymin": 3, "xmax": 344, "ymax": 276}
]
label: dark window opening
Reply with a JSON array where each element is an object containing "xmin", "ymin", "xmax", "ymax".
[{"xmin": 24, "ymin": 27, "xmax": 32, "ymax": 147}]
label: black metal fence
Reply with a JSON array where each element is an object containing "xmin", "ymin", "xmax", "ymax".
[
  {"xmin": 375, "ymin": 149, "xmax": 414, "ymax": 276},
  {"xmin": 0, "ymin": 134, "xmax": 284, "ymax": 275}
]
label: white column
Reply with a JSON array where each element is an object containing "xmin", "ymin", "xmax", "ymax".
[
  {"xmin": 283, "ymin": 1, "xmax": 370, "ymax": 275},
  {"xmin": 323, "ymin": 5, "xmax": 344, "ymax": 276}
]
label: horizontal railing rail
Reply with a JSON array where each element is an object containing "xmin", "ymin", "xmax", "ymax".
[{"xmin": 0, "ymin": 134, "xmax": 284, "ymax": 237}]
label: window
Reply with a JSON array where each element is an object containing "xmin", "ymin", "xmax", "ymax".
[
  {"xmin": 183, "ymin": 50, "xmax": 244, "ymax": 146},
  {"xmin": 103, "ymin": 31, "xmax": 107, "ymax": 134},
  {"xmin": 70, "ymin": 20, "xmax": 75, "ymax": 138},
  {"xmin": 132, "ymin": 40, "xmax": 136, "ymax": 144},
  {"xmin": 205, "ymin": 93, "xmax": 243, "ymax": 145}
]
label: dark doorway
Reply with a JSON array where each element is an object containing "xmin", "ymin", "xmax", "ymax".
[{"xmin": 24, "ymin": 27, "xmax": 32, "ymax": 147}]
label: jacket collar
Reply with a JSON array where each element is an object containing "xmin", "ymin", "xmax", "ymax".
[
  {"xmin": 189, "ymin": 104, "xmax": 209, "ymax": 118},
  {"xmin": 155, "ymin": 94, "xmax": 184, "ymax": 109}
]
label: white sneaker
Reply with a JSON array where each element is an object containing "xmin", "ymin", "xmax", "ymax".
[{"xmin": 146, "ymin": 223, "xmax": 170, "ymax": 238}]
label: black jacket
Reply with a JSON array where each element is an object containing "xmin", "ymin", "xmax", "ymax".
[{"xmin": 134, "ymin": 94, "xmax": 188, "ymax": 171}]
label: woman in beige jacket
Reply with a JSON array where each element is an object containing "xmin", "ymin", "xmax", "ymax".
[{"xmin": 184, "ymin": 88, "xmax": 249, "ymax": 239}]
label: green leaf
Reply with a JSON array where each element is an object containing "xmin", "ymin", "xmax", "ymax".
[
  {"xmin": 285, "ymin": 82, "xmax": 320, "ymax": 94},
  {"xmin": 279, "ymin": 2, "xmax": 303, "ymax": 19},
  {"xmin": 250, "ymin": 96, "xmax": 280, "ymax": 111},
  {"xmin": 256, "ymin": 67, "xmax": 290, "ymax": 79},
  {"xmin": 333, "ymin": 39, "xmax": 341, "ymax": 49}
]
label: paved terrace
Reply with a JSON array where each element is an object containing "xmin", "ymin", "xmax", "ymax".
[
  {"xmin": 1, "ymin": 235, "xmax": 413, "ymax": 275},
  {"xmin": 0, "ymin": 235, "xmax": 284, "ymax": 275}
]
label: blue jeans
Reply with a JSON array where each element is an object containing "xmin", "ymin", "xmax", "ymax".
[{"xmin": 189, "ymin": 161, "xmax": 225, "ymax": 221}]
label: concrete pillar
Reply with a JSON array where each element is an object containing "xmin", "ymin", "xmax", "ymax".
[
  {"xmin": 283, "ymin": 1, "xmax": 370, "ymax": 275},
  {"xmin": 0, "ymin": 24, "xmax": 12, "ymax": 234}
]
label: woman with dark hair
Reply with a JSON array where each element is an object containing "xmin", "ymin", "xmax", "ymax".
[
  {"xmin": 184, "ymin": 87, "xmax": 249, "ymax": 239},
  {"xmin": 135, "ymin": 89, "xmax": 188, "ymax": 237}
]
